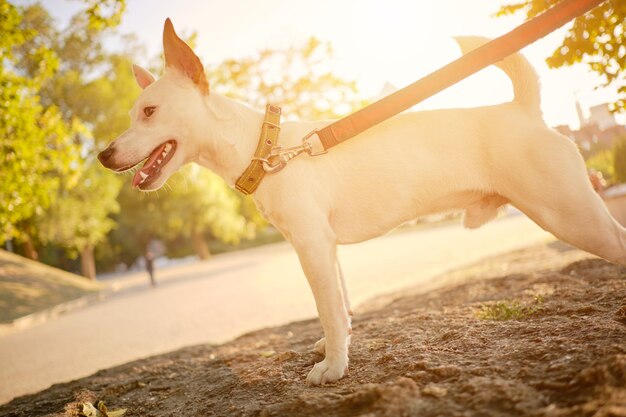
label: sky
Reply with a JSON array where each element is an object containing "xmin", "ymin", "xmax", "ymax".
[{"xmin": 25, "ymin": 0, "xmax": 624, "ymax": 128}]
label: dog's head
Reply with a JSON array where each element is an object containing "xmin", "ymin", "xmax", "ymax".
[{"xmin": 98, "ymin": 18, "xmax": 209, "ymax": 190}]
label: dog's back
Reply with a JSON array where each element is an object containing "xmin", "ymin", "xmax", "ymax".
[{"xmin": 257, "ymin": 38, "xmax": 546, "ymax": 243}]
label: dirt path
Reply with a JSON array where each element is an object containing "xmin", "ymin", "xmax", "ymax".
[{"xmin": 1, "ymin": 242, "xmax": 625, "ymax": 417}]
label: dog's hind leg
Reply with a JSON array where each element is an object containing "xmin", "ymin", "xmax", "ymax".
[
  {"xmin": 518, "ymin": 194, "xmax": 626, "ymax": 266},
  {"xmin": 503, "ymin": 135, "xmax": 626, "ymax": 265},
  {"xmin": 284, "ymin": 218, "xmax": 351, "ymax": 385}
]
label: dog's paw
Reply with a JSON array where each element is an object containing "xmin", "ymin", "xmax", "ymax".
[
  {"xmin": 306, "ymin": 358, "xmax": 347, "ymax": 385},
  {"xmin": 313, "ymin": 337, "xmax": 325, "ymax": 354}
]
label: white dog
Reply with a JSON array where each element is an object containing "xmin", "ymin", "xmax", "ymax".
[{"xmin": 98, "ymin": 19, "xmax": 626, "ymax": 385}]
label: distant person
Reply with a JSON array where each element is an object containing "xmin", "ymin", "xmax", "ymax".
[{"xmin": 146, "ymin": 251, "xmax": 156, "ymax": 287}]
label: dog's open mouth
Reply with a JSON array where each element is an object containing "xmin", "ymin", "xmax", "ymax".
[{"xmin": 132, "ymin": 140, "xmax": 177, "ymax": 188}]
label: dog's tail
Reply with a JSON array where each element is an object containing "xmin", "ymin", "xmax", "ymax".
[{"xmin": 454, "ymin": 36, "xmax": 541, "ymax": 114}]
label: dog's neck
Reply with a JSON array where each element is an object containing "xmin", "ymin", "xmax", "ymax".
[{"xmin": 194, "ymin": 94, "xmax": 265, "ymax": 186}]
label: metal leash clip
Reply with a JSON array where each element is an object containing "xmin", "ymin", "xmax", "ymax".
[{"xmin": 261, "ymin": 129, "xmax": 328, "ymax": 174}]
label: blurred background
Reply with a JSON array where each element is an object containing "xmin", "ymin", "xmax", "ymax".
[
  {"xmin": 1, "ymin": 0, "xmax": 625, "ymax": 280},
  {"xmin": 1, "ymin": 0, "xmax": 626, "ymax": 404}
]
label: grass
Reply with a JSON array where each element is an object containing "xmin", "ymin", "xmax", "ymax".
[
  {"xmin": 477, "ymin": 295, "xmax": 544, "ymax": 321},
  {"xmin": 0, "ymin": 250, "xmax": 103, "ymax": 323}
]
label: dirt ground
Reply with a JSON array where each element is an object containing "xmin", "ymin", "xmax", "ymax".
[{"xmin": 1, "ymin": 241, "xmax": 625, "ymax": 417}]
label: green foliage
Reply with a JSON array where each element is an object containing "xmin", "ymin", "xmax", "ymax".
[
  {"xmin": 0, "ymin": 0, "xmax": 80, "ymax": 243},
  {"xmin": 155, "ymin": 166, "xmax": 252, "ymax": 244},
  {"xmin": 586, "ymin": 148, "xmax": 615, "ymax": 182},
  {"xmin": 37, "ymin": 161, "xmax": 121, "ymax": 257},
  {"xmin": 2, "ymin": 1, "xmax": 128, "ymax": 277},
  {"xmin": 477, "ymin": 300, "xmax": 528, "ymax": 321},
  {"xmin": 210, "ymin": 37, "xmax": 369, "ymax": 120},
  {"xmin": 80, "ymin": 0, "xmax": 126, "ymax": 31},
  {"xmin": 110, "ymin": 164, "xmax": 264, "ymax": 264},
  {"xmin": 477, "ymin": 295, "xmax": 544, "ymax": 321},
  {"xmin": 498, "ymin": 0, "xmax": 626, "ymax": 113},
  {"xmin": 107, "ymin": 183, "xmax": 166, "ymax": 265},
  {"xmin": 613, "ymin": 137, "xmax": 626, "ymax": 183},
  {"xmin": 83, "ymin": 56, "xmax": 143, "ymax": 142}
]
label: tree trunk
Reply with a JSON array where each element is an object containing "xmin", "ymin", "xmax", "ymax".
[
  {"xmin": 81, "ymin": 244, "xmax": 96, "ymax": 280},
  {"xmin": 21, "ymin": 234, "xmax": 38, "ymax": 260},
  {"xmin": 192, "ymin": 232, "xmax": 211, "ymax": 260}
]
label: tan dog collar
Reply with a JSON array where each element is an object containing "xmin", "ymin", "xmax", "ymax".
[{"xmin": 235, "ymin": 104, "xmax": 282, "ymax": 195}]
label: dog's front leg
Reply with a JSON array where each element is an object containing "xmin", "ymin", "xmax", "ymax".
[
  {"xmin": 313, "ymin": 258, "xmax": 352, "ymax": 354},
  {"xmin": 291, "ymin": 232, "xmax": 351, "ymax": 385}
]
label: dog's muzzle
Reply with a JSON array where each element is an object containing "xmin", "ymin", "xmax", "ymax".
[{"xmin": 98, "ymin": 146, "xmax": 115, "ymax": 167}]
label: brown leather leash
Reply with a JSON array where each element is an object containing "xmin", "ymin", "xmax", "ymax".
[{"xmin": 236, "ymin": 0, "xmax": 606, "ymax": 195}]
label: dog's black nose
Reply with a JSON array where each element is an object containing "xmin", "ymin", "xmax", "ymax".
[{"xmin": 98, "ymin": 147, "xmax": 115, "ymax": 165}]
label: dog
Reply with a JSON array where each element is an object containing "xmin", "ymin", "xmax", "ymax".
[{"xmin": 98, "ymin": 18, "xmax": 626, "ymax": 385}]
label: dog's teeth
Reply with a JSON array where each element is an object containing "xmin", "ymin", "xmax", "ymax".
[
  {"xmin": 162, "ymin": 151, "xmax": 167, "ymax": 157},
  {"xmin": 157, "ymin": 159, "xmax": 162, "ymax": 164},
  {"xmin": 139, "ymin": 171, "xmax": 148, "ymax": 180},
  {"xmin": 164, "ymin": 143, "xmax": 172, "ymax": 152}
]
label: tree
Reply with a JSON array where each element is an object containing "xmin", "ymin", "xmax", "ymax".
[
  {"xmin": 498, "ymin": 0, "xmax": 626, "ymax": 113},
  {"xmin": 160, "ymin": 165, "xmax": 262, "ymax": 259},
  {"xmin": 80, "ymin": 0, "xmax": 126, "ymax": 31},
  {"xmin": 209, "ymin": 37, "xmax": 369, "ymax": 120},
  {"xmin": 0, "ymin": 1, "xmax": 80, "ymax": 252},
  {"xmin": 111, "ymin": 164, "xmax": 263, "ymax": 263},
  {"xmin": 2, "ymin": 1, "xmax": 127, "ymax": 278},
  {"xmin": 37, "ymin": 161, "xmax": 121, "ymax": 279}
]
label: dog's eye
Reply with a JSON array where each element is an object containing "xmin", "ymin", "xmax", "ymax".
[{"xmin": 143, "ymin": 106, "xmax": 156, "ymax": 117}]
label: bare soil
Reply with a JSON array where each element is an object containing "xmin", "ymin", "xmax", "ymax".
[{"xmin": 1, "ymin": 241, "xmax": 625, "ymax": 417}]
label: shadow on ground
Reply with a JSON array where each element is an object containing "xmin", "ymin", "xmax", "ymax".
[{"xmin": 0, "ymin": 251, "xmax": 101, "ymax": 323}]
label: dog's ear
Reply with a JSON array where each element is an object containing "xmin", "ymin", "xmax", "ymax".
[
  {"xmin": 132, "ymin": 64, "xmax": 155, "ymax": 89},
  {"xmin": 162, "ymin": 18, "xmax": 209, "ymax": 94}
]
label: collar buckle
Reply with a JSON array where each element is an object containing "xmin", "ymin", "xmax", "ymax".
[
  {"xmin": 260, "ymin": 129, "xmax": 328, "ymax": 174},
  {"xmin": 261, "ymin": 145, "xmax": 306, "ymax": 174}
]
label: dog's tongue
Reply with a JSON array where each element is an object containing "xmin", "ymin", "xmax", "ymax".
[{"xmin": 132, "ymin": 143, "xmax": 167, "ymax": 187}]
